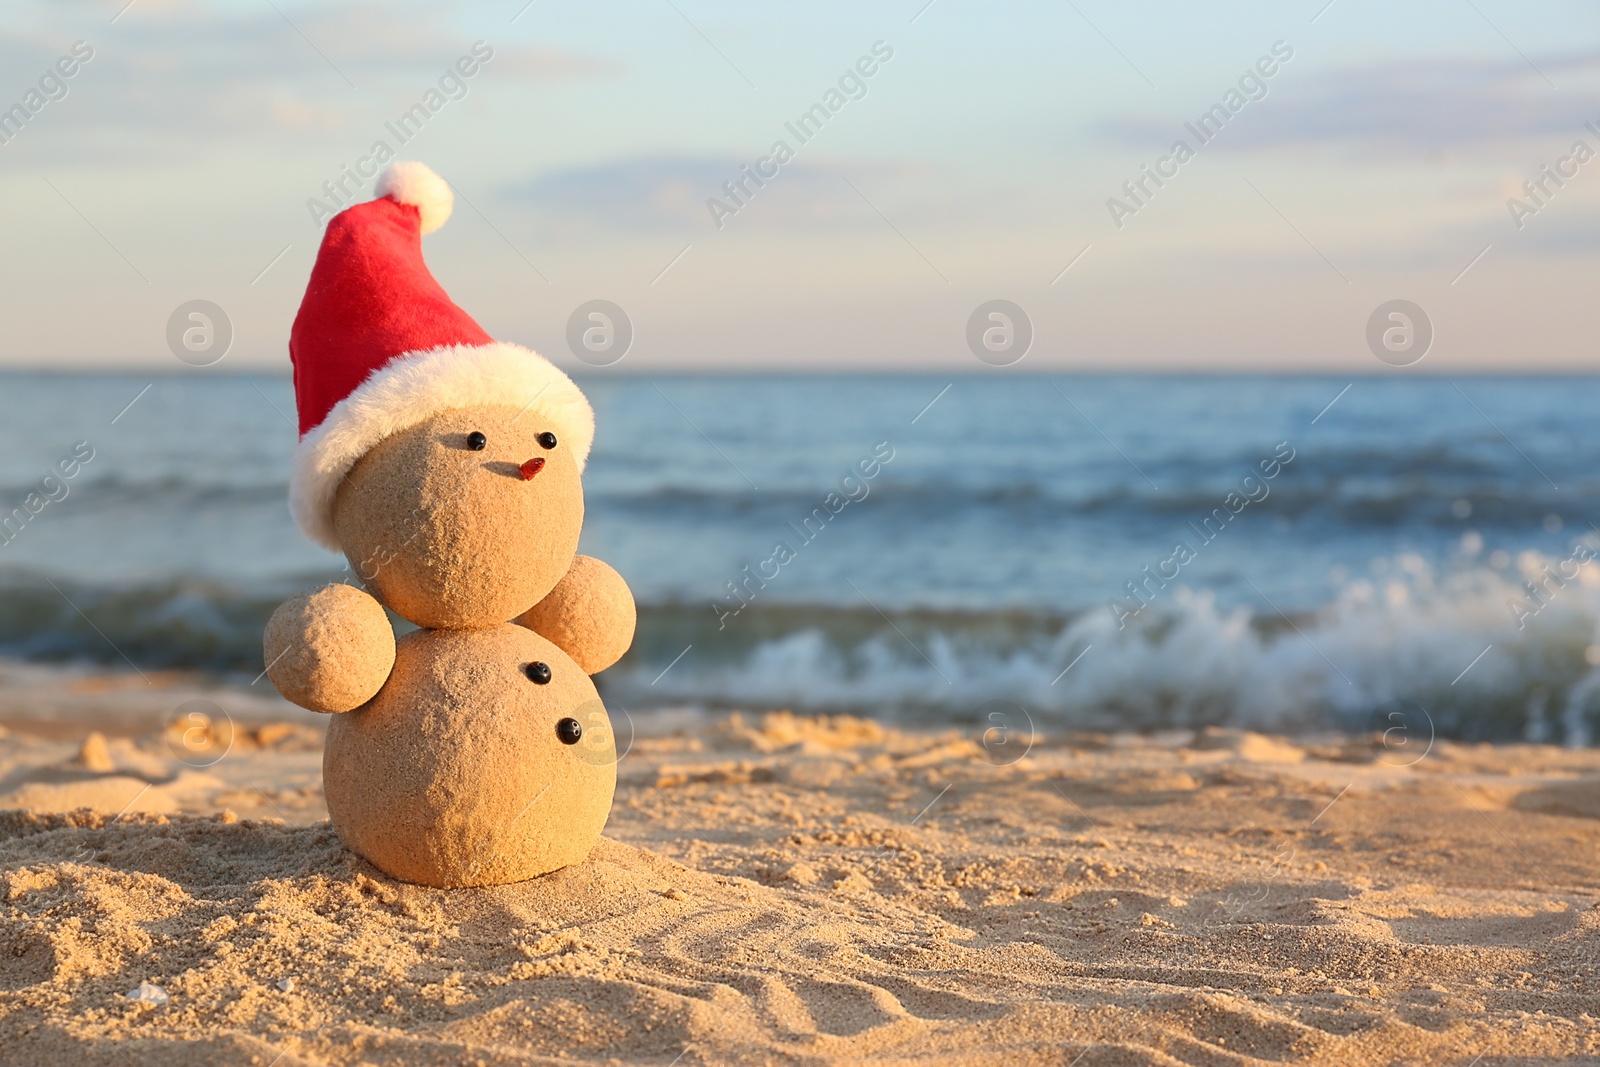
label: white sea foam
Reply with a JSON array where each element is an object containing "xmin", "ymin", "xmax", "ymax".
[{"xmin": 610, "ymin": 544, "xmax": 1600, "ymax": 745}]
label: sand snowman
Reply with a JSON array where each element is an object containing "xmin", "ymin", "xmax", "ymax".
[{"xmin": 262, "ymin": 162, "xmax": 635, "ymax": 888}]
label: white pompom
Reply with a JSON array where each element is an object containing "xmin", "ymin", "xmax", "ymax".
[{"xmin": 375, "ymin": 161, "xmax": 453, "ymax": 234}]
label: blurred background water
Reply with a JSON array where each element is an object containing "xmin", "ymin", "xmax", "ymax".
[{"xmin": 2, "ymin": 371, "xmax": 1597, "ymax": 743}]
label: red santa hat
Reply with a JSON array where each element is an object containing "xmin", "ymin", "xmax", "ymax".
[{"xmin": 288, "ymin": 161, "xmax": 592, "ymax": 550}]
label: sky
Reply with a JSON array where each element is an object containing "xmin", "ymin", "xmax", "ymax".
[{"xmin": 0, "ymin": 0, "xmax": 1597, "ymax": 372}]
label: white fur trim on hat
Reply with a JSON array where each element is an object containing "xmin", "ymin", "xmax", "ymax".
[
  {"xmin": 376, "ymin": 161, "xmax": 453, "ymax": 235},
  {"xmin": 289, "ymin": 342, "xmax": 595, "ymax": 551}
]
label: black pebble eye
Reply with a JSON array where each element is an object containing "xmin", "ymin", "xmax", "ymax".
[
  {"xmin": 525, "ymin": 661, "xmax": 551, "ymax": 685},
  {"xmin": 537, "ymin": 432, "xmax": 558, "ymax": 450},
  {"xmin": 466, "ymin": 431, "xmax": 487, "ymax": 451},
  {"xmin": 556, "ymin": 717, "xmax": 582, "ymax": 745}
]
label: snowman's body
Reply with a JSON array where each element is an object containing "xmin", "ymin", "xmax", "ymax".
[
  {"xmin": 323, "ymin": 626, "xmax": 616, "ymax": 887},
  {"xmin": 264, "ymin": 164, "xmax": 635, "ymax": 889}
]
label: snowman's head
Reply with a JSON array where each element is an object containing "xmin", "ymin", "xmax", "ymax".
[{"xmin": 331, "ymin": 403, "xmax": 585, "ymax": 629}]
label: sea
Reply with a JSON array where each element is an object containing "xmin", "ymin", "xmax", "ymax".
[{"xmin": 1, "ymin": 372, "xmax": 1597, "ymax": 744}]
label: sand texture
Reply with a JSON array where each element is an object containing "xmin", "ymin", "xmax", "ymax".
[
  {"xmin": 514, "ymin": 554, "xmax": 637, "ymax": 675},
  {"xmin": 1, "ymin": 674, "xmax": 1599, "ymax": 1064},
  {"xmin": 322, "ymin": 625, "xmax": 617, "ymax": 887},
  {"xmin": 263, "ymin": 583, "xmax": 396, "ymax": 714}
]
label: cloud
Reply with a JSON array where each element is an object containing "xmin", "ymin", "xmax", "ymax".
[
  {"xmin": 1097, "ymin": 52, "xmax": 1600, "ymax": 156},
  {"xmin": 508, "ymin": 155, "xmax": 743, "ymax": 230},
  {"xmin": 492, "ymin": 44, "xmax": 614, "ymax": 84},
  {"xmin": 503, "ymin": 154, "xmax": 928, "ymax": 234},
  {"xmin": 1502, "ymin": 206, "xmax": 1600, "ymax": 254},
  {"xmin": 0, "ymin": 2, "xmax": 608, "ymax": 165}
]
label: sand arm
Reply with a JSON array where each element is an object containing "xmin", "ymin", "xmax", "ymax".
[
  {"xmin": 515, "ymin": 555, "xmax": 637, "ymax": 674},
  {"xmin": 263, "ymin": 583, "xmax": 396, "ymax": 713}
]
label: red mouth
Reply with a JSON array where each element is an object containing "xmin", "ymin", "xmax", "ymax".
[{"xmin": 519, "ymin": 457, "xmax": 545, "ymax": 481}]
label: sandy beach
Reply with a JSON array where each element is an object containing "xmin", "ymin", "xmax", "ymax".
[
  {"xmin": 6, "ymin": 0, "xmax": 1598, "ymax": 1059},
  {"xmin": 0, "ymin": 664, "xmax": 1594, "ymax": 1065}
]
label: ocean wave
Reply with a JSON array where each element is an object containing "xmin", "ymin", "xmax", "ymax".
[
  {"xmin": 0, "ymin": 475, "xmax": 287, "ymax": 510},
  {"xmin": 0, "ymin": 576, "xmax": 303, "ymax": 671},
  {"xmin": 608, "ymin": 548, "xmax": 1600, "ymax": 744},
  {"xmin": 590, "ymin": 481, "xmax": 1589, "ymax": 531},
  {"xmin": 2, "ymin": 469, "xmax": 1585, "ymax": 535},
  {"xmin": 9, "ymin": 548, "xmax": 1600, "ymax": 744}
]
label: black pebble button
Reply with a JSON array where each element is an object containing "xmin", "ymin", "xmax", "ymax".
[
  {"xmin": 525, "ymin": 661, "xmax": 551, "ymax": 684},
  {"xmin": 537, "ymin": 431, "xmax": 558, "ymax": 450},
  {"xmin": 466, "ymin": 431, "xmax": 487, "ymax": 451},
  {"xmin": 556, "ymin": 717, "xmax": 582, "ymax": 745}
]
